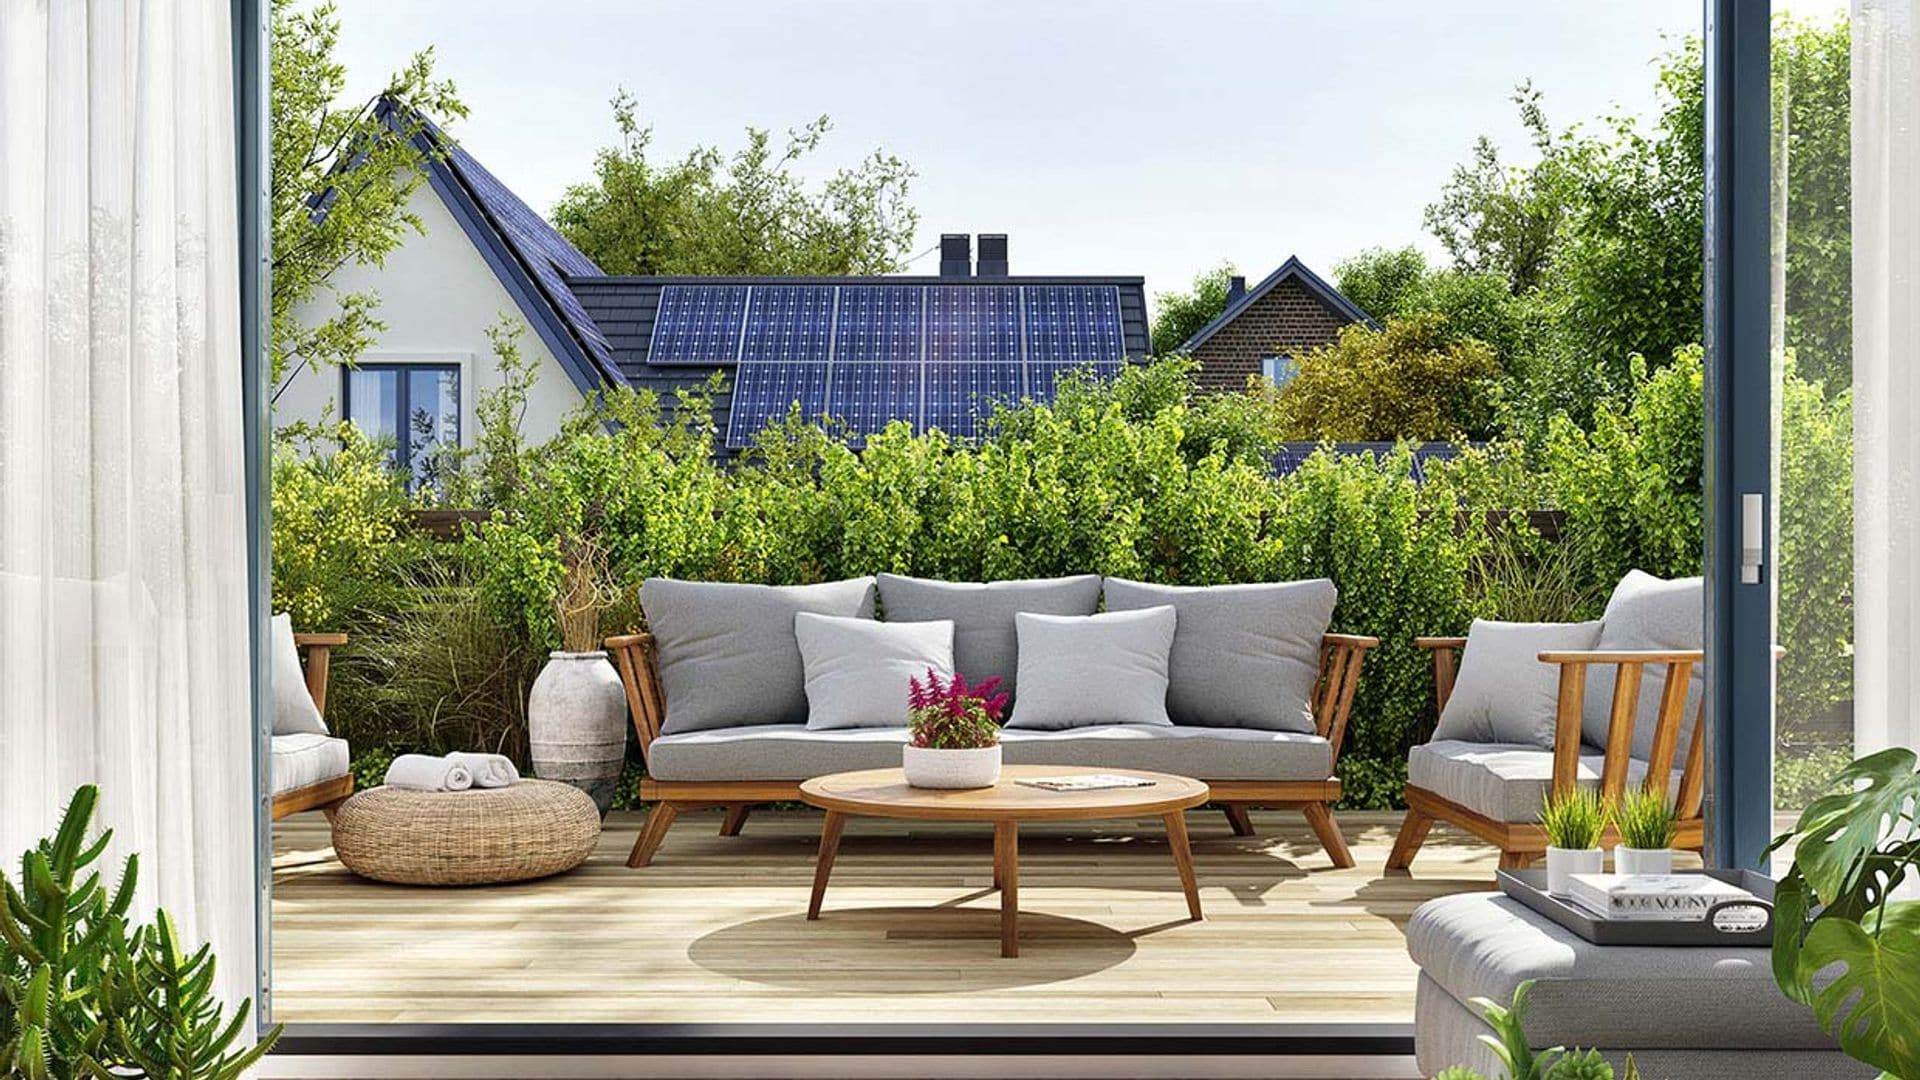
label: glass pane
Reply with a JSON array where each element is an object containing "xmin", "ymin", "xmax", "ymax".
[
  {"xmin": 405, "ymin": 367, "xmax": 460, "ymax": 488},
  {"xmin": 344, "ymin": 367, "xmax": 400, "ymax": 468},
  {"xmin": 1771, "ymin": 10, "xmax": 1855, "ymax": 825}
]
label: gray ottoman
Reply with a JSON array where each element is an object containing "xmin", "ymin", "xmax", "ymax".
[{"xmin": 1408, "ymin": 892, "xmax": 1875, "ymax": 1080}]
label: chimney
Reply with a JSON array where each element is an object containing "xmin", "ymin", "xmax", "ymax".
[
  {"xmin": 939, "ymin": 234, "xmax": 972, "ymax": 278},
  {"xmin": 976, "ymin": 234, "xmax": 1009, "ymax": 276},
  {"xmin": 1225, "ymin": 275, "xmax": 1247, "ymax": 306}
]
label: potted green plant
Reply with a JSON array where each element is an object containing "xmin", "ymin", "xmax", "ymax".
[
  {"xmin": 1768, "ymin": 746, "xmax": 1920, "ymax": 1080},
  {"xmin": 1436, "ymin": 981, "xmax": 1638, "ymax": 1080},
  {"xmin": 1540, "ymin": 788, "xmax": 1609, "ymax": 896},
  {"xmin": 902, "ymin": 668, "xmax": 1007, "ymax": 789},
  {"xmin": 1611, "ymin": 788, "xmax": 1676, "ymax": 876},
  {"xmin": 528, "ymin": 534, "xmax": 626, "ymax": 813}
]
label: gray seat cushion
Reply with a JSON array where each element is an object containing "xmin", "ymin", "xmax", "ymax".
[
  {"xmin": 875, "ymin": 574, "xmax": 1101, "ymax": 701},
  {"xmin": 1101, "ymin": 577, "xmax": 1335, "ymax": 734},
  {"xmin": 646, "ymin": 724, "xmax": 1332, "ymax": 782},
  {"xmin": 1407, "ymin": 740, "xmax": 1676, "ymax": 823},
  {"xmin": 1409, "ymin": 893, "xmax": 1849, "ymax": 1054},
  {"xmin": 270, "ymin": 733, "xmax": 350, "ymax": 795},
  {"xmin": 642, "ymin": 577, "xmax": 877, "ymax": 734}
]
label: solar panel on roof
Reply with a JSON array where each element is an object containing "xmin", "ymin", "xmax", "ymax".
[
  {"xmin": 725, "ymin": 361, "xmax": 830, "ymax": 449},
  {"xmin": 924, "ymin": 362, "xmax": 1022, "ymax": 439},
  {"xmin": 1023, "ymin": 285, "xmax": 1125, "ymax": 366},
  {"xmin": 649, "ymin": 285, "xmax": 748, "ymax": 365},
  {"xmin": 834, "ymin": 285, "xmax": 923, "ymax": 364},
  {"xmin": 927, "ymin": 285, "xmax": 1020, "ymax": 364},
  {"xmin": 741, "ymin": 285, "xmax": 834, "ymax": 364},
  {"xmin": 829, "ymin": 361, "xmax": 921, "ymax": 442}
]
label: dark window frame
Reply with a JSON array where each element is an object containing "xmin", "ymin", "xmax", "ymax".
[{"xmin": 340, "ymin": 362, "xmax": 462, "ymax": 483}]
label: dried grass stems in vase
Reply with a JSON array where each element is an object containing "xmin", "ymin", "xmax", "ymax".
[{"xmin": 554, "ymin": 534, "xmax": 617, "ymax": 653}]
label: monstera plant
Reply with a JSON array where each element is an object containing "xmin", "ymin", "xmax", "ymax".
[{"xmin": 1768, "ymin": 747, "xmax": 1920, "ymax": 1080}]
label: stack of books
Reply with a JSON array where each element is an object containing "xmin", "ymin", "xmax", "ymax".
[{"xmin": 1566, "ymin": 873, "xmax": 1760, "ymax": 922}]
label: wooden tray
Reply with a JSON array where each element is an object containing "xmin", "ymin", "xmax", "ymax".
[{"xmin": 1497, "ymin": 868, "xmax": 1777, "ymax": 946}]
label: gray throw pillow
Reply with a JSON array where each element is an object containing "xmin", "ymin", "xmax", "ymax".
[
  {"xmin": 796, "ymin": 613, "xmax": 954, "ymax": 731},
  {"xmin": 1004, "ymin": 607, "xmax": 1177, "ymax": 730},
  {"xmin": 642, "ymin": 577, "xmax": 877, "ymax": 734},
  {"xmin": 1431, "ymin": 619, "xmax": 1604, "ymax": 748},
  {"xmin": 1102, "ymin": 577, "xmax": 1336, "ymax": 733},
  {"xmin": 271, "ymin": 613, "xmax": 329, "ymax": 736},
  {"xmin": 874, "ymin": 573, "xmax": 1101, "ymax": 701},
  {"xmin": 1582, "ymin": 571, "xmax": 1704, "ymax": 758}
]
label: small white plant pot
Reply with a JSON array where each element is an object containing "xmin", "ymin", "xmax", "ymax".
[
  {"xmin": 1614, "ymin": 846, "xmax": 1674, "ymax": 876},
  {"xmin": 902, "ymin": 744, "xmax": 1002, "ymax": 789},
  {"xmin": 1545, "ymin": 846, "xmax": 1604, "ymax": 896}
]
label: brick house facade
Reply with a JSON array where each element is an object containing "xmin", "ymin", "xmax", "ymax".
[{"xmin": 1177, "ymin": 257, "xmax": 1374, "ymax": 393}]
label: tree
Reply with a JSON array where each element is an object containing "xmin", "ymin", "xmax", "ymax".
[
  {"xmin": 1273, "ymin": 314, "xmax": 1500, "ymax": 441},
  {"xmin": 1150, "ymin": 263, "xmax": 1238, "ymax": 355},
  {"xmin": 1333, "ymin": 246, "xmax": 1429, "ymax": 323},
  {"xmin": 550, "ymin": 91, "xmax": 918, "ymax": 276},
  {"xmin": 1335, "ymin": 247, "xmax": 1532, "ymax": 369},
  {"xmin": 1423, "ymin": 83, "xmax": 1574, "ymax": 295},
  {"xmin": 270, "ymin": 0, "xmax": 465, "ymax": 400}
]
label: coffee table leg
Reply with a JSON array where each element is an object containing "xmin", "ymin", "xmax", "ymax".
[
  {"xmin": 807, "ymin": 810, "xmax": 847, "ymax": 920},
  {"xmin": 994, "ymin": 820, "xmax": 1019, "ymax": 957},
  {"xmin": 1164, "ymin": 810, "xmax": 1203, "ymax": 921}
]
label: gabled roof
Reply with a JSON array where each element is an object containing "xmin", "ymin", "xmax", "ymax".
[
  {"xmin": 1176, "ymin": 255, "xmax": 1376, "ymax": 354},
  {"xmin": 373, "ymin": 100, "xmax": 620, "ymax": 394}
]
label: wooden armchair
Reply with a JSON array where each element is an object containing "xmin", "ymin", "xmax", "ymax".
[
  {"xmin": 269, "ymin": 632, "xmax": 354, "ymax": 821},
  {"xmin": 1385, "ymin": 637, "xmax": 1706, "ymax": 871},
  {"xmin": 605, "ymin": 631, "xmax": 1378, "ymax": 869}
]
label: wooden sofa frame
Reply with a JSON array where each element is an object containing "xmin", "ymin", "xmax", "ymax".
[
  {"xmin": 605, "ymin": 631, "xmax": 1379, "ymax": 869},
  {"xmin": 1386, "ymin": 637, "xmax": 1707, "ymax": 871},
  {"xmin": 269, "ymin": 632, "xmax": 354, "ymax": 821}
]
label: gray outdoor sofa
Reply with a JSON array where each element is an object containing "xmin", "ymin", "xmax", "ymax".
[{"xmin": 604, "ymin": 573, "xmax": 1378, "ymax": 868}]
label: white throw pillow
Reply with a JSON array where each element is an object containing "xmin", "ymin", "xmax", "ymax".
[
  {"xmin": 272, "ymin": 613, "xmax": 329, "ymax": 736},
  {"xmin": 1431, "ymin": 619, "xmax": 1604, "ymax": 748},
  {"xmin": 1004, "ymin": 607, "xmax": 1177, "ymax": 730},
  {"xmin": 796, "ymin": 613, "xmax": 954, "ymax": 730},
  {"xmin": 1582, "ymin": 570, "xmax": 1704, "ymax": 758}
]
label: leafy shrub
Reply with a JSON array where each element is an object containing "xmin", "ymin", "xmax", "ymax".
[
  {"xmin": 1776, "ymin": 358, "xmax": 1852, "ymax": 742},
  {"xmin": 270, "ymin": 423, "xmax": 415, "ymax": 629},
  {"xmin": 1275, "ymin": 314, "xmax": 1501, "ymax": 441}
]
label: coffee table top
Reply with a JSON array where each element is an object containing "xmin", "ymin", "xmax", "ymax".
[{"xmin": 799, "ymin": 765, "xmax": 1209, "ymax": 822}]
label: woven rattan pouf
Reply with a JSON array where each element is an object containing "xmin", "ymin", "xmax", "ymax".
[{"xmin": 331, "ymin": 779, "xmax": 601, "ymax": 885}]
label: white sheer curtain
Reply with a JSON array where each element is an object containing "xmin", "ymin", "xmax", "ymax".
[
  {"xmin": 1854, "ymin": 0, "xmax": 1920, "ymax": 755},
  {"xmin": 0, "ymin": 0, "xmax": 256, "ymax": 1014}
]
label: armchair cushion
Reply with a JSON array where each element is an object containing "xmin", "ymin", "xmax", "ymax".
[
  {"xmin": 272, "ymin": 614, "xmax": 328, "ymax": 736},
  {"xmin": 1005, "ymin": 607, "xmax": 1177, "ymax": 730},
  {"xmin": 1101, "ymin": 577, "xmax": 1335, "ymax": 733},
  {"xmin": 1583, "ymin": 571, "xmax": 1704, "ymax": 758},
  {"xmin": 270, "ymin": 732, "xmax": 350, "ymax": 795},
  {"xmin": 795, "ymin": 613, "xmax": 953, "ymax": 730},
  {"xmin": 1408, "ymin": 740, "xmax": 1677, "ymax": 823},
  {"xmin": 642, "ymin": 577, "xmax": 877, "ymax": 734},
  {"xmin": 1430, "ymin": 619, "xmax": 1602, "ymax": 747}
]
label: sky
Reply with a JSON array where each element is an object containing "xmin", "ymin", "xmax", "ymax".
[{"xmin": 326, "ymin": 0, "xmax": 1848, "ymax": 301}]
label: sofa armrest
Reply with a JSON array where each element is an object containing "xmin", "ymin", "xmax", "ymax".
[
  {"xmin": 1535, "ymin": 649, "xmax": 1704, "ymax": 809},
  {"xmin": 1316, "ymin": 633, "xmax": 1378, "ymax": 765},
  {"xmin": 1414, "ymin": 636, "xmax": 1468, "ymax": 715},
  {"xmin": 293, "ymin": 632, "xmax": 348, "ymax": 717},
  {"xmin": 605, "ymin": 633, "xmax": 666, "ymax": 767}
]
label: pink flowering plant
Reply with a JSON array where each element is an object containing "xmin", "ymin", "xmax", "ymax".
[{"xmin": 906, "ymin": 668, "xmax": 1008, "ymax": 750}]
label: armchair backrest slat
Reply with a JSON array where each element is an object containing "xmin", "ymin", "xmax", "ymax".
[
  {"xmin": 1641, "ymin": 660, "xmax": 1694, "ymax": 796},
  {"xmin": 1550, "ymin": 663, "xmax": 1588, "ymax": 798},
  {"xmin": 1598, "ymin": 662, "xmax": 1645, "ymax": 802}
]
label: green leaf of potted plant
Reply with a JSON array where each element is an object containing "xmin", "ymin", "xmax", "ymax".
[
  {"xmin": 902, "ymin": 668, "xmax": 1007, "ymax": 789},
  {"xmin": 1540, "ymin": 788, "xmax": 1609, "ymax": 897},
  {"xmin": 1612, "ymin": 788, "xmax": 1677, "ymax": 876}
]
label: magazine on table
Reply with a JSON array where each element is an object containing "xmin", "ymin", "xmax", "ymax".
[
  {"xmin": 1567, "ymin": 873, "xmax": 1762, "ymax": 922},
  {"xmin": 1017, "ymin": 774, "xmax": 1157, "ymax": 792}
]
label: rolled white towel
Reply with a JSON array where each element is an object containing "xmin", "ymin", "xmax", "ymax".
[
  {"xmin": 445, "ymin": 752, "xmax": 519, "ymax": 789},
  {"xmin": 385, "ymin": 753, "xmax": 473, "ymax": 792}
]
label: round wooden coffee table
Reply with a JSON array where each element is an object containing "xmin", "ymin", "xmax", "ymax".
[{"xmin": 798, "ymin": 765, "xmax": 1210, "ymax": 957}]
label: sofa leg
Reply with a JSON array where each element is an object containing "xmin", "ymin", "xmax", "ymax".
[
  {"xmin": 1223, "ymin": 804, "xmax": 1256, "ymax": 837},
  {"xmin": 628, "ymin": 802, "xmax": 681, "ymax": 868},
  {"xmin": 1385, "ymin": 807, "xmax": 1434, "ymax": 871},
  {"xmin": 719, "ymin": 804, "xmax": 753, "ymax": 837},
  {"xmin": 1302, "ymin": 803, "xmax": 1355, "ymax": 869}
]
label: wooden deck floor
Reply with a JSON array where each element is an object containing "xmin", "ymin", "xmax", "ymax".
[{"xmin": 270, "ymin": 808, "xmax": 1494, "ymax": 1025}]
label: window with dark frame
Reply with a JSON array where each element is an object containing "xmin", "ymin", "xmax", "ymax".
[{"xmin": 342, "ymin": 363, "xmax": 460, "ymax": 490}]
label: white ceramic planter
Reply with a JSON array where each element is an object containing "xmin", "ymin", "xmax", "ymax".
[
  {"xmin": 1614, "ymin": 846, "xmax": 1675, "ymax": 876},
  {"xmin": 902, "ymin": 744, "xmax": 1002, "ymax": 789},
  {"xmin": 528, "ymin": 650, "xmax": 628, "ymax": 815},
  {"xmin": 1545, "ymin": 846, "xmax": 1605, "ymax": 896}
]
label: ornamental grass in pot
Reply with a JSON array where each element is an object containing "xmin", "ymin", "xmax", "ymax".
[
  {"xmin": 528, "ymin": 535, "xmax": 627, "ymax": 813},
  {"xmin": 902, "ymin": 669, "xmax": 1008, "ymax": 789},
  {"xmin": 1611, "ymin": 787, "xmax": 1676, "ymax": 876},
  {"xmin": 1540, "ymin": 788, "xmax": 1609, "ymax": 896}
]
